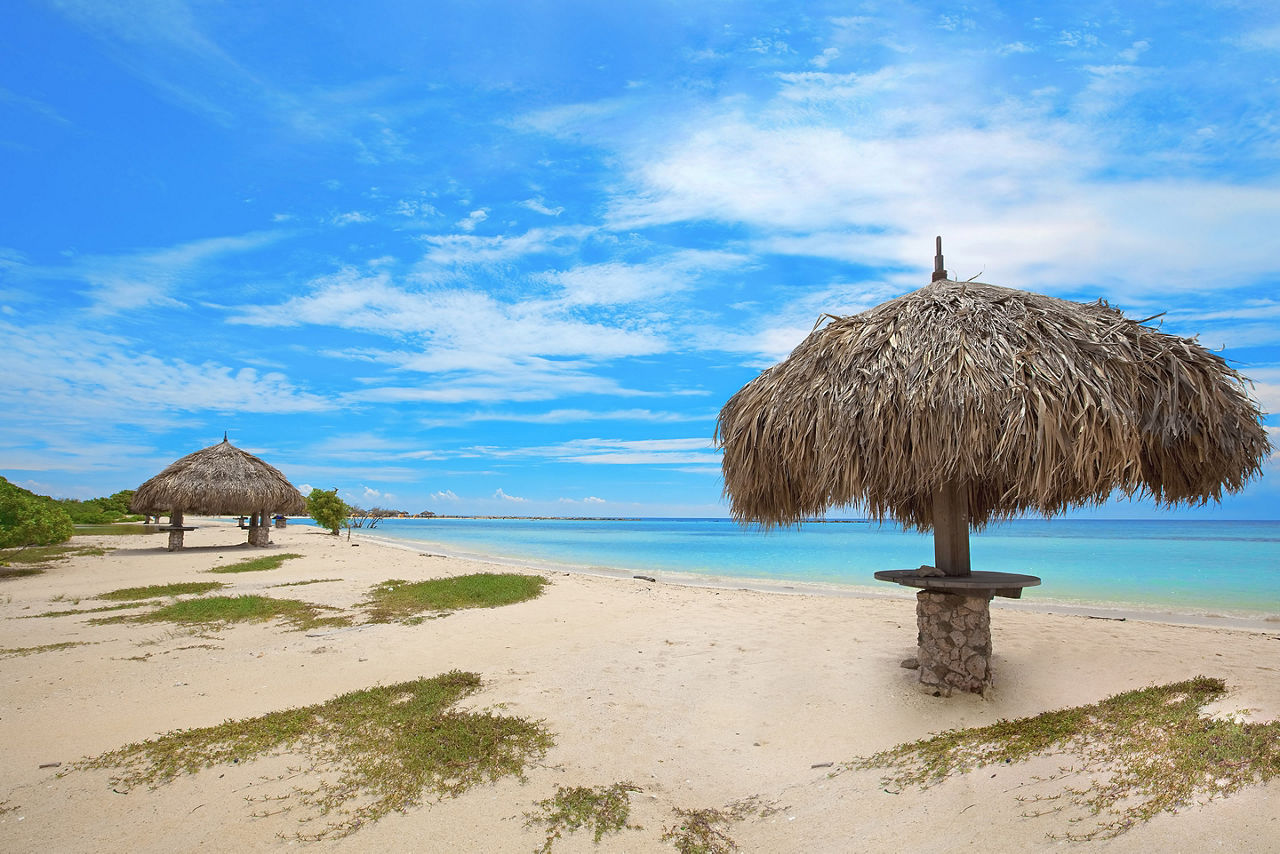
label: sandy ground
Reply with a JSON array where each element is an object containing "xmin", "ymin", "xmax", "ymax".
[{"xmin": 1, "ymin": 520, "xmax": 1277, "ymax": 853}]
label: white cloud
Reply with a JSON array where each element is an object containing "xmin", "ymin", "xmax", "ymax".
[
  {"xmin": 998, "ymin": 41, "xmax": 1035, "ymax": 55},
  {"xmin": 456, "ymin": 208, "xmax": 489, "ymax": 231},
  {"xmin": 478, "ymin": 437, "xmax": 720, "ymax": 467},
  {"xmin": 232, "ymin": 265, "xmax": 664, "ymax": 357},
  {"xmin": 418, "ymin": 225, "xmax": 594, "ymax": 267},
  {"xmin": 810, "ymin": 47, "xmax": 840, "ymax": 68},
  {"xmin": 422, "ymin": 408, "xmax": 708, "ymax": 427},
  {"xmin": 431, "ymin": 489, "xmax": 460, "ymax": 502},
  {"xmin": 394, "ymin": 199, "xmax": 441, "ymax": 218},
  {"xmin": 1244, "ymin": 367, "xmax": 1280, "ymax": 415},
  {"xmin": 1118, "ymin": 40, "xmax": 1150, "ymax": 63},
  {"xmin": 332, "ymin": 210, "xmax": 372, "ymax": 226},
  {"xmin": 229, "ymin": 258, "xmax": 675, "ymax": 404},
  {"xmin": 747, "ymin": 36, "xmax": 791, "ymax": 55},
  {"xmin": 1236, "ymin": 26, "xmax": 1280, "ymax": 51},
  {"xmin": 493, "ymin": 487, "xmax": 526, "ymax": 502},
  {"xmin": 25, "ymin": 231, "xmax": 286, "ymax": 314},
  {"xmin": 520, "ymin": 197, "xmax": 564, "ymax": 216},
  {"xmin": 0, "ymin": 320, "xmax": 331, "ymax": 422},
  {"xmin": 603, "ymin": 85, "xmax": 1280, "ymax": 298},
  {"xmin": 539, "ymin": 249, "xmax": 747, "ymax": 306}
]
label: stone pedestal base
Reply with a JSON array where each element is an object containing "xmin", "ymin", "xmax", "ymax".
[
  {"xmin": 916, "ymin": 590, "xmax": 993, "ymax": 696},
  {"xmin": 166, "ymin": 529, "xmax": 184, "ymax": 551},
  {"xmin": 247, "ymin": 526, "xmax": 271, "ymax": 547}
]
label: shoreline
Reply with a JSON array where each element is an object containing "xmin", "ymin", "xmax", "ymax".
[{"xmin": 355, "ymin": 528, "xmax": 1280, "ymax": 632}]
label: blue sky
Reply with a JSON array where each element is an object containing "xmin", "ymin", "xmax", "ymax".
[{"xmin": 2, "ymin": 0, "xmax": 1276, "ymax": 519}]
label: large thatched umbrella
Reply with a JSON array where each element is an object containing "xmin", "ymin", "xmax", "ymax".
[
  {"xmin": 130, "ymin": 436, "xmax": 306, "ymax": 551},
  {"xmin": 717, "ymin": 239, "xmax": 1270, "ymax": 694}
]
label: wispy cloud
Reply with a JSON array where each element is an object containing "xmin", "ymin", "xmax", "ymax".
[
  {"xmin": 422, "ymin": 408, "xmax": 709, "ymax": 427},
  {"xmin": 520, "ymin": 197, "xmax": 563, "ymax": 216},
  {"xmin": 0, "ymin": 320, "xmax": 331, "ymax": 422},
  {"xmin": 418, "ymin": 225, "xmax": 595, "ymax": 267},
  {"xmin": 13, "ymin": 230, "xmax": 285, "ymax": 314},
  {"xmin": 476, "ymin": 437, "xmax": 719, "ymax": 467},
  {"xmin": 0, "ymin": 86, "xmax": 72, "ymax": 125},
  {"xmin": 539, "ymin": 249, "xmax": 748, "ymax": 306},
  {"xmin": 332, "ymin": 211, "xmax": 373, "ymax": 226},
  {"xmin": 603, "ymin": 66, "xmax": 1280, "ymax": 298},
  {"xmin": 456, "ymin": 208, "xmax": 489, "ymax": 232}
]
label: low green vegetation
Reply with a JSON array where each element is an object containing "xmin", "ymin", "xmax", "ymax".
[
  {"xmin": 364, "ymin": 573, "xmax": 548, "ymax": 623},
  {"xmin": 661, "ymin": 805, "xmax": 748, "ymax": 854},
  {"xmin": 100, "ymin": 594, "xmax": 349, "ymax": 631},
  {"xmin": 1, "ymin": 544, "xmax": 110, "ymax": 579},
  {"xmin": 270, "ymin": 577, "xmax": 343, "ymax": 588},
  {"xmin": 850, "ymin": 676, "xmax": 1280, "ymax": 840},
  {"xmin": 78, "ymin": 670, "xmax": 553, "ymax": 840},
  {"xmin": 306, "ymin": 487, "xmax": 351, "ymax": 535},
  {"xmin": 30, "ymin": 601, "xmax": 161, "ymax": 618},
  {"xmin": 99, "ymin": 581, "xmax": 225, "ymax": 601},
  {"xmin": 208, "ymin": 552, "xmax": 303, "ymax": 573},
  {"xmin": 0, "ymin": 477, "xmax": 74, "ymax": 549},
  {"xmin": 58, "ymin": 490, "xmax": 141, "ymax": 525},
  {"xmin": 1, "ymin": 641, "xmax": 95, "ymax": 658},
  {"xmin": 525, "ymin": 782, "xmax": 642, "ymax": 852},
  {"xmin": 0, "ymin": 565, "xmax": 44, "ymax": 580}
]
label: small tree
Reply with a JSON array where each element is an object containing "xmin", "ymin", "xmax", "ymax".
[
  {"xmin": 306, "ymin": 488, "xmax": 351, "ymax": 536},
  {"xmin": 0, "ymin": 477, "xmax": 74, "ymax": 549}
]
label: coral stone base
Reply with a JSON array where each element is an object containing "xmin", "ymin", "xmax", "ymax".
[{"xmin": 916, "ymin": 590, "xmax": 993, "ymax": 696}]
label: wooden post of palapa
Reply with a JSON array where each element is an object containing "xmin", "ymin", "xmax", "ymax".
[
  {"xmin": 167, "ymin": 509, "xmax": 185, "ymax": 551},
  {"xmin": 931, "ymin": 480, "xmax": 971, "ymax": 576}
]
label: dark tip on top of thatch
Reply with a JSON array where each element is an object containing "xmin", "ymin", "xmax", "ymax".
[
  {"xmin": 129, "ymin": 438, "xmax": 306, "ymax": 516},
  {"xmin": 716, "ymin": 247, "xmax": 1272, "ymax": 531}
]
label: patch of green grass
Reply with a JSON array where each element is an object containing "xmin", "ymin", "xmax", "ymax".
[
  {"xmin": 28, "ymin": 601, "xmax": 162, "ymax": 618},
  {"xmin": 78, "ymin": 670, "xmax": 553, "ymax": 840},
  {"xmin": 364, "ymin": 573, "xmax": 548, "ymax": 623},
  {"xmin": 0, "ymin": 566, "xmax": 44, "ymax": 579},
  {"xmin": 1, "ymin": 641, "xmax": 96, "ymax": 658},
  {"xmin": 98, "ymin": 594, "xmax": 350, "ymax": 631},
  {"xmin": 1, "ymin": 544, "xmax": 111, "ymax": 571},
  {"xmin": 99, "ymin": 581, "xmax": 225, "ymax": 601},
  {"xmin": 849, "ymin": 676, "xmax": 1280, "ymax": 840},
  {"xmin": 270, "ymin": 577, "xmax": 343, "ymax": 588},
  {"xmin": 525, "ymin": 782, "xmax": 642, "ymax": 852},
  {"xmin": 208, "ymin": 553, "xmax": 303, "ymax": 574}
]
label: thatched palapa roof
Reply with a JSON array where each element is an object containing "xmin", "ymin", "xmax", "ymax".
[
  {"xmin": 130, "ymin": 437, "xmax": 306, "ymax": 516},
  {"xmin": 716, "ymin": 262, "xmax": 1271, "ymax": 531}
]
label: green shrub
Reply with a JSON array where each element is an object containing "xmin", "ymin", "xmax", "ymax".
[
  {"xmin": 59, "ymin": 489, "xmax": 141, "ymax": 524},
  {"xmin": 306, "ymin": 488, "xmax": 351, "ymax": 535},
  {"xmin": 0, "ymin": 477, "xmax": 74, "ymax": 549}
]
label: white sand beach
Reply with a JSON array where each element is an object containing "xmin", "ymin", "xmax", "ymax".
[{"xmin": 2, "ymin": 520, "xmax": 1277, "ymax": 853}]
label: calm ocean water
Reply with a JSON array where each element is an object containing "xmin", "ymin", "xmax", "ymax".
[{"xmin": 334, "ymin": 517, "xmax": 1280, "ymax": 620}]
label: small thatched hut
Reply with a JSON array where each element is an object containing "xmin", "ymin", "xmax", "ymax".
[
  {"xmin": 717, "ymin": 239, "xmax": 1270, "ymax": 694},
  {"xmin": 130, "ymin": 437, "xmax": 306, "ymax": 550}
]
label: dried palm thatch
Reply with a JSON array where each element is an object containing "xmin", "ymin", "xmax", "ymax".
[
  {"xmin": 129, "ymin": 438, "xmax": 306, "ymax": 517},
  {"xmin": 717, "ymin": 268, "xmax": 1270, "ymax": 533}
]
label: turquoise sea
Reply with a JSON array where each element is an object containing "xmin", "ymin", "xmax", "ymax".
[{"xmin": 330, "ymin": 517, "xmax": 1280, "ymax": 622}]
